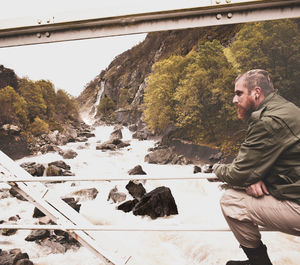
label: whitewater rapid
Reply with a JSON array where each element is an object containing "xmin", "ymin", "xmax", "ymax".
[{"xmin": 1, "ymin": 125, "xmax": 299, "ymax": 265}]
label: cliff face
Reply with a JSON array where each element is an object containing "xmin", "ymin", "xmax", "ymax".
[
  {"xmin": 0, "ymin": 65, "xmax": 19, "ymax": 90},
  {"xmin": 77, "ymin": 25, "xmax": 241, "ymax": 125}
]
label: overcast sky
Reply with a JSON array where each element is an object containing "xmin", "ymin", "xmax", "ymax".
[{"xmin": 0, "ymin": 0, "xmax": 250, "ymax": 97}]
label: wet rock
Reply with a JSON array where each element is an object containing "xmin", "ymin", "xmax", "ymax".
[
  {"xmin": 133, "ymin": 186, "xmax": 178, "ymax": 219},
  {"xmin": 20, "ymin": 162, "xmax": 45, "ymax": 176},
  {"xmin": 144, "ymin": 147, "xmax": 191, "ymax": 165},
  {"xmin": 117, "ymin": 199, "xmax": 138, "ymax": 213},
  {"xmin": 0, "ymin": 249, "xmax": 32, "ymax": 265},
  {"xmin": 128, "ymin": 165, "xmax": 147, "ymax": 175},
  {"xmin": 77, "ymin": 131, "xmax": 95, "ymax": 138},
  {"xmin": 128, "ymin": 124, "xmax": 137, "ymax": 132},
  {"xmin": 125, "ymin": 180, "xmax": 146, "ymax": 200},
  {"xmin": 132, "ymin": 131, "xmax": 148, "ymax": 141},
  {"xmin": 48, "ymin": 161, "xmax": 71, "ymax": 170},
  {"xmin": 9, "ymin": 188, "xmax": 27, "ymax": 201},
  {"xmin": 110, "ymin": 128, "xmax": 123, "ymax": 140},
  {"xmin": 107, "ymin": 187, "xmax": 127, "ymax": 203},
  {"xmin": 96, "ymin": 143, "xmax": 116, "ymax": 151},
  {"xmin": 62, "ymin": 197, "xmax": 81, "ymax": 213},
  {"xmin": 193, "ymin": 166, "xmax": 202, "ymax": 174},
  {"xmin": 25, "ymin": 230, "xmax": 50, "ymax": 241},
  {"xmin": 69, "ymin": 188, "xmax": 99, "ymax": 201},
  {"xmin": 46, "ymin": 165, "xmax": 63, "ymax": 176},
  {"xmin": 59, "ymin": 149, "xmax": 78, "ymax": 159}
]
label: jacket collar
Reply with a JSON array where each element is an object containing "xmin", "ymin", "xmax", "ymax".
[{"xmin": 249, "ymin": 90, "xmax": 278, "ymax": 123}]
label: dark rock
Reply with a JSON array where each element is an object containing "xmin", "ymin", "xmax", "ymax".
[
  {"xmin": 128, "ymin": 165, "xmax": 147, "ymax": 175},
  {"xmin": 193, "ymin": 166, "xmax": 202, "ymax": 174},
  {"xmin": 25, "ymin": 230, "xmax": 50, "ymax": 241},
  {"xmin": 62, "ymin": 197, "xmax": 81, "ymax": 213},
  {"xmin": 9, "ymin": 188, "xmax": 27, "ymax": 201},
  {"xmin": 125, "ymin": 180, "xmax": 146, "ymax": 200},
  {"xmin": 20, "ymin": 162, "xmax": 45, "ymax": 176},
  {"xmin": 0, "ymin": 249, "xmax": 32, "ymax": 265},
  {"xmin": 117, "ymin": 199, "xmax": 138, "ymax": 213},
  {"xmin": 48, "ymin": 161, "xmax": 71, "ymax": 170},
  {"xmin": 1, "ymin": 227, "xmax": 17, "ymax": 236},
  {"xmin": 46, "ymin": 165, "xmax": 63, "ymax": 176},
  {"xmin": 133, "ymin": 186, "xmax": 178, "ymax": 219},
  {"xmin": 33, "ymin": 207, "xmax": 46, "ymax": 218},
  {"xmin": 144, "ymin": 147, "xmax": 190, "ymax": 165},
  {"xmin": 8, "ymin": 215, "xmax": 20, "ymax": 222}
]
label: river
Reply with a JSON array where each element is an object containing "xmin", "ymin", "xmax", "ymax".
[{"xmin": 1, "ymin": 125, "xmax": 299, "ymax": 265}]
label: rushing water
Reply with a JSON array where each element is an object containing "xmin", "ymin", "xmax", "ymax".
[{"xmin": 1, "ymin": 125, "xmax": 299, "ymax": 265}]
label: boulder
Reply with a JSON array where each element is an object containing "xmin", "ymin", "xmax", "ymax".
[
  {"xmin": 110, "ymin": 128, "xmax": 123, "ymax": 140},
  {"xmin": 125, "ymin": 180, "xmax": 146, "ymax": 200},
  {"xmin": 128, "ymin": 165, "xmax": 147, "ymax": 175},
  {"xmin": 0, "ymin": 249, "xmax": 32, "ymax": 265},
  {"xmin": 20, "ymin": 162, "xmax": 45, "ymax": 176},
  {"xmin": 117, "ymin": 199, "xmax": 138, "ymax": 213},
  {"xmin": 59, "ymin": 149, "xmax": 78, "ymax": 159},
  {"xmin": 25, "ymin": 230, "xmax": 50, "ymax": 241},
  {"xmin": 132, "ymin": 186, "xmax": 178, "ymax": 219},
  {"xmin": 193, "ymin": 165, "xmax": 202, "ymax": 174},
  {"xmin": 107, "ymin": 187, "xmax": 127, "ymax": 203},
  {"xmin": 144, "ymin": 147, "xmax": 191, "ymax": 165},
  {"xmin": 202, "ymin": 164, "xmax": 213, "ymax": 173},
  {"xmin": 69, "ymin": 188, "xmax": 99, "ymax": 201},
  {"xmin": 46, "ymin": 165, "xmax": 63, "ymax": 176},
  {"xmin": 48, "ymin": 161, "xmax": 71, "ymax": 170}
]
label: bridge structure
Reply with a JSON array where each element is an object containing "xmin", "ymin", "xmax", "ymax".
[{"xmin": 0, "ymin": 0, "xmax": 300, "ymax": 264}]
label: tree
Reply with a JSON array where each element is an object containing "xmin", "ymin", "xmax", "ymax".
[
  {"xmin": 18, "ymin": 78, "xmax": 47, "ymax": 122},
  {"xmin": 231, "ymin": 19, "xmax": 300, "ymax": 105},
  {"xmin": 55, "ymin": 89, "xmax": 79, "ymax": 122},
  {"xmin": 97, "ymin": 96, "xmax": 116, "ymax": 117},
  {"xmin": 29, "ymin": 117, "xmax": 49, "ymax": 136},
  {"xmin": 0, "ymin": 86, "xmax": 28, "ymax": 126},
  {"xmin": 143, "ymin": 55, "xmax": 188, "ymax": 132},
  {"xmin": 174, "ymin": 40, "xmax": 238, "ymax": 145}
]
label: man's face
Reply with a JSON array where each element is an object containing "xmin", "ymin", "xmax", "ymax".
[{"xmin": 233, "ymin": 79, "xmax": 256, "ymax": 120}]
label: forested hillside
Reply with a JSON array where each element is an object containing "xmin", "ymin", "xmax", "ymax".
[
  {"xmin": 0, "ymin": 68, "xmax": 81, "ymax": 158},
  {"xmin": 78, "ymin": 19, "xmax": 300, "ymax": 155}
]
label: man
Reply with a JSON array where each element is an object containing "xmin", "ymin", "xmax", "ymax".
[{"xmin": 213, "ymin": 69, "xmax": 300, "ymax": 265}]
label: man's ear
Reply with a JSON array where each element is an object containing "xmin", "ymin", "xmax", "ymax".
[{"xmin": 253, "ymin": 87, "xmax": 262, "ymax": 99}]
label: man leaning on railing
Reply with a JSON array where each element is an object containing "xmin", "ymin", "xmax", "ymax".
[{"xmin": 212, "ymin": 69, "xmax": 300, "ymax": 265}]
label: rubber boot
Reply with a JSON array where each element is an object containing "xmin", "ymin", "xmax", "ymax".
[{"xmin": 226, "ymin": 241, "xmax": 272, "ymax": 265}]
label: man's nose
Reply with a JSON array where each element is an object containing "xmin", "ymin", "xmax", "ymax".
[{"xmin": 233, "ymin": 95, "xmax": 238, "ymax": 104}]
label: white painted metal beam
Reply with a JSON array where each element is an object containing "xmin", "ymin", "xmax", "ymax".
[
  {"xmin": 0, "ymin": 174, "xmax": 217, "ymax": 183},
  {"xmin": 0, "ymin": 0, "xmax": 299, "ymax": 48},
  {"xmin": 0, "ymin": 224, "xmax": 273, "ymax": 232}
]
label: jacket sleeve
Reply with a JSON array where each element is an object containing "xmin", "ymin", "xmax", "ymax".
[{"xmin": 213, "ymin": 116, "xmax": 287, "ymax": 187}]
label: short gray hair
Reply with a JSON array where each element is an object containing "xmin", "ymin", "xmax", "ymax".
[{"xmin": 235, "ymin": 69, "xmax": 274, "ymax": 96}]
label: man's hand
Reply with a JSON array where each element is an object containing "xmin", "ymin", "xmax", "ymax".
[{"xmin": 245, "ymin": 180, "xmax": 269, "ymax": 198}]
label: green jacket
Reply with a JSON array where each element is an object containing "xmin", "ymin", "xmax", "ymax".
[{"xmin": 213, "ymin": 91, "xmax": 300, "ymax": 204}]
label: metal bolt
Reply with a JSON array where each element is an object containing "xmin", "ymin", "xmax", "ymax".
[
  {"xmin": 216, "ymin": 0, "xmax": 221, "ymax": 4},
  {"xmin": 45, "ymin": 32, "xmax": 51, "ymax": 38},
  {"xmin": 226, "ymin": 0, "xmax": 231, "ymax": 3},
  {"xmin": 36, "ymin": 33, "xmax": 41, "ymax": 38},
  {"xmin": 227, "ymin": 12, "xmax": 233, "ymax": 18},
  {"xmin": 46, "ymin": 18, "xmax": 51, "ymax": 23},
  {"xmin": 216, "ymin": 13, "xmax": 222, "ymax": 20},
  {"xmin": 37, "ymin": 19, "xmax": 42, "ymax": 24}
]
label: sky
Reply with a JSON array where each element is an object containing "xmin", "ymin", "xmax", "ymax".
[{"xmin": 0, "ymin": 0, "xmax": 252, "ymax": 97}]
